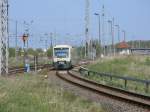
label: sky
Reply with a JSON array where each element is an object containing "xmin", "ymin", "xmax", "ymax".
[{"xmin": 9, "ymin": 0, "xmax": 150, "ymax": 48}]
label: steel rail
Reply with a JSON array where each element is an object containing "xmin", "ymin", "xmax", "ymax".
[
  {"xmin": 56, "ymin": 70, "xmax": 150, "ymax": 109},
  {"xmin": 8, "ymin": 64, "xmax": 52, "ymax": 75}
]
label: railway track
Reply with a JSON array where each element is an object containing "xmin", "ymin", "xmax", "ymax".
[
  {"xmin": 56, "ymin": 70, "xmax": 150, "ymax": 110},
  {"xmin": 7, "ymin": 61, "xmax": 86, "ymax": 75},
  {"xmin": 7, "ymin": 63, "xmax": 150, "ymax": 110},
  {"xmin": 8, "ymin": 64, "xmax": 52, "ymax": 75}
]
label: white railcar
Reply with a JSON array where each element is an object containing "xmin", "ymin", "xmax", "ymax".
[{"xmin": 53, "ymin": 45, "xmax": 73, "ymax": 69}]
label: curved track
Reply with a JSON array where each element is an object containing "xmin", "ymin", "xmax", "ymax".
[
  {"xmin": 56, "ymin": 70, "xmax": 150, "ymax": 110},
  {"xmin": 7, "ymin": 64, "xmax": 150, "ymax": 110}
]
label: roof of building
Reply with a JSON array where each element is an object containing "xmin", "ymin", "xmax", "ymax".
[{"xmin": 117, "ymin": 41, "xmax": 130, "ymax": 49}]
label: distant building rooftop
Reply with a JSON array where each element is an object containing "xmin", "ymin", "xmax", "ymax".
[{"xmin": 117, "ymin": 41, "xmax": 130, "ymax": 49}]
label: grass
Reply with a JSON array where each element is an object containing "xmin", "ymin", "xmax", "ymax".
[
  {"xmin": 9, "ymin": 57, "xmax": 52, "ymax": 67},
  {"xmin": 86, "ymin": 55, "xmax": 150, "ymax": 95},
  {"xmin": 0, "ymin": 71, "xmax": 104, "ymax": 112},
  {"xmin": 88, "ymin": 55, "xmax": 150, "ymax": 79}
]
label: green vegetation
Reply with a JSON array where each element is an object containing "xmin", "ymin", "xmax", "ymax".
[
  {"xmin": 9, "ymin": 48, "xmax": 45, "ymax": 58},
  {"xmin": 27, "ymin": 48, "xmax": 38, "ymax": 56},
  {"xmin": 127, "ymin": 40, "xmax": 150, "ymax": 48},
  {"xmin": 0, "ymin": 72, "xmax": 104, "ymax": 112},
  {"xmin": 46, "ymin": 48, "xmax": 53, "ymax": 57},
  {"xmin": 88, "ymin": 56, "xmax": 150, "ymax": 79},
  {"xmin": 86, "ymin": 56, "xmax": 150, "ymax": 95},
  {"xmin": 76, "ymin": 46, "xmax": 85, "ymax": 59},
  {"xmin": 8, "ymin": 47, "xmax": 52, "ymax": 67},
  {"xmin": 145, "ymin": 57, "xmax": 150, "ymax": 65},
  {"xmin": 9, "ymin": 48, "xmax": 15, "ymax": 57}
]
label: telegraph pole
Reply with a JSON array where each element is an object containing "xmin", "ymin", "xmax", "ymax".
[
  {"xmin": 15, "ymin": 21, "xmax": 18, "ymax": 67},
  {"xmin": 94, "ymin": 13, "xmax": 101, "ymax": 46},
  {"xmin": 53, "ymin": 31, "xmax": 56, "ymax": 46},
  {"xmin": 50, "ymin": 33, "xmax": 53, "ymax": 48},
  {"xmin": 122, "ymin": 30, "xmax": 126, "ymax": 42},
  {"xmin": 94, "ymin": 13, "xmax": 101, "ymax": 57},
  {"xmin": 108, "ymin": 20, "xmax": 113, "ymax": 55},
  {"xmin": 45, "ymin": 39, "xmax": 48, "ymax": 50},
  {"xmin": 102, "ymin": 5, "xmax": 106, "ymax": 56},
  {"xmin": 112, "ymin": 18, "xmax": 115, "ymax": 56},
  {"xmin": 115, "ymin": 25, "xmax": 120, "ymax": 43}
]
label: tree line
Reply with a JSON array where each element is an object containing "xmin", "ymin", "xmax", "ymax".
[
  {"xmin": 9, "ymin": 40, "xmax": 150, "ymax": 58},
  {"xmin": 127, "ymin": 40, "xmax": 150, "ymax": 48},
  {"xmin": 9, "ymin": 48, "xmax": 53, "ymax": 58}
]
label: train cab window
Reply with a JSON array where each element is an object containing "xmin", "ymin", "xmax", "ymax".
[{"xmin": 54, "ymin": 48, "xmax": 69, "ymax": 58}]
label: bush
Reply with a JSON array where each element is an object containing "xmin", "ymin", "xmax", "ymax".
[
  {"xmin": 145, "ymin": 57, "xmax": 150, "ymax": 65},
  {"xmin": 47, "ymin": 48, "xmax": 53, "ymax": 57},
  {"xmin": 27, "ymin": 48, "xmax": 38, "ymax": 56}
]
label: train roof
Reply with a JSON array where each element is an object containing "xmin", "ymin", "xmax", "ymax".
[{"xmin": 53, "ymin": 45, "xmax": 72, "ymax": 48}]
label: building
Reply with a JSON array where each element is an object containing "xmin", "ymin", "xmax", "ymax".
[{"xmin": 117, "ymin": 41, "xmax": 131, "ymax": 55}]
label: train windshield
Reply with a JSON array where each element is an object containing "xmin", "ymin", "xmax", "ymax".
[{"xmin": 54, "ymin": 48, "xmax": 69, "ymax": 58}]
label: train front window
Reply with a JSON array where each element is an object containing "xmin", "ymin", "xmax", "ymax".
[{"xmin": 54, "ymin": 48, "xmax": 69, "ymax": 58}]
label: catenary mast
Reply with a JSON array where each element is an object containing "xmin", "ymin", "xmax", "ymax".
[
  {"xmin": 85, "ymin": 0, "xmax": 90, "ymax": 58},
  {"xmin": 0, "ymin": 0, "xmax": 9, "ymax": 75}
]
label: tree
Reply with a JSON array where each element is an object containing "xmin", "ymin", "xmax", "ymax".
[
  {"xmin": 27, "ymin": 48, "xmax": 38, "ymax": 56},
  {"xmin": 47, "ymin": 48, "xmax": 53, "ymax": 57},
  {"xmin": 76, "ymin": 46, "xmax": 85, "ymax": 59},
  {"xmin": 36, "ymin": 48, "xmax": 44, "ymax": 56}
]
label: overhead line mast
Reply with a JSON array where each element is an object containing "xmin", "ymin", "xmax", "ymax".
[
  {"xmin": 102, "ymin": 5, "xmax": 106, "ymax": 56},
  {"xmin": 85, "ymin": 0, "xmax": 90, "ymax": 58},
  {"xmin": 0, "ymin": 0, "xmax": 9, "ymax": 75}
]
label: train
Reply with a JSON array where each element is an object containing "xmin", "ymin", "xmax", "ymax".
[{"xmin": 53, "ymin": 45, "xmax": 78, "ymax": 69}]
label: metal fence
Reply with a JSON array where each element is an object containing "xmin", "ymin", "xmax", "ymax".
[{"xmin": 79, "ymin": 67, "xmax": 150, "ymax": 94}]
